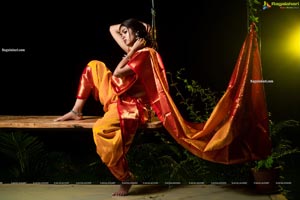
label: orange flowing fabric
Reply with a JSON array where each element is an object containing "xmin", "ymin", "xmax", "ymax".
[
  {"xmin": 89, "ymin": 60, "xmax": 150, "ymax": 181},
  {"xmin": 90, "ymin": 23, "xmax": 271, "ymax": 181},
  {"xmin": 127, "ymin": 23, "xmax": 271, "ymax": 164}
]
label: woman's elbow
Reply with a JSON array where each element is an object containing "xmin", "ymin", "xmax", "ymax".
[{"xmin": 113, "ymin": 71, "xmax": 121, "ymax": 77}]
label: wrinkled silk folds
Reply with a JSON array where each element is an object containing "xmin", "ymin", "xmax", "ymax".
[
  {"xmin": 90, "ymin": 24, "xmax": 271, "ymax": 180},
  {"xmin": 113, "ymin": 24, "xmax": 271, "ymax": 165}
]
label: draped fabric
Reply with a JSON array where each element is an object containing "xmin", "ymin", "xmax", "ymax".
[
  {"xmin": 120, "ymin": 23, "xmax": 272, "ymax": 164},
  {"xmin": 90, "ymin": 60, "xmax": 150, "ymax": 181},
  {"xmin": 91, "ymin": 23, "xmax": 272, "ymax": 181}
]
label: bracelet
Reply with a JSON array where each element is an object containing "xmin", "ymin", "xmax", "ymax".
[{"xmin": 71, "ymin": 110, "xmax": 83, "ymax": 116}]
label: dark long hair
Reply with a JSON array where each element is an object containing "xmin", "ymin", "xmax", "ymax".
[{"xmin": 120, "ymin": 18, "xmax": 156, "ymax": 49}]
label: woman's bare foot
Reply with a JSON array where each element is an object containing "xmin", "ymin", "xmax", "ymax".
[
  {"xmin": 112, "ymin": 184, "xmax": 132, "ymax": 196},
  {"xmin": 112, "ymin": 173, "xmax": 136, "ymax": 196},
  {"xmin": 54, "ymin": 110, "xmax": 83, "ymax": 121}
]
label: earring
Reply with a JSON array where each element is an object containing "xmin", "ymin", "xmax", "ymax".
[{"xmin": 135, "ymin": 31, "xmax": 140, "ymax": 40}]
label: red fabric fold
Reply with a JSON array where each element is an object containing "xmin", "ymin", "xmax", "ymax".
[{"xmin": 112, "ymin": 23, "xmax": 271, "ymax": 165}]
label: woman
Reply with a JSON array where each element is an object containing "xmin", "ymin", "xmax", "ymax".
[
  {"xmin": 55, "ymin": 19, "xmax": 272, "ymax": 196},
  {"xmin": 55, "ymin": 18, "xmax": 161, "ymax": 196}
]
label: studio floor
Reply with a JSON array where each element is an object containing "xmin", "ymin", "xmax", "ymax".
[{"xmin": 0, "ymin": 184, "xmax": 287, "ymax": 200}]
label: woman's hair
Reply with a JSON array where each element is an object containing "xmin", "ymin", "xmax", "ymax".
[{"xmin": 120, "ymin": 18, "xmax": 156, "ymax": 48}]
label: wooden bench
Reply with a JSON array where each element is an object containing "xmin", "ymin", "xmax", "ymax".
[{"xmin": 0, "ymin": 115, "xmax": 163, "ymax": 129}]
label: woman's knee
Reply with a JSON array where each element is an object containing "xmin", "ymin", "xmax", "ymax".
[{"xmin": 87, "ymin": 60, "xmax": 105, "ymax": 69}]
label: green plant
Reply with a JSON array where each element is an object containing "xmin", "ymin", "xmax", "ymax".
[
  {"xmin": 247, "ymin": 0, "xmax": 261, "ymax": 25},
  {"xmin": 250, "ymin": 118, "xmax": 300, "ymax": 195},
  {"xmin": 253, "ymin": 118, "xmax": 300, "ymax": 171},
  {"xmin": 167, "ymin": 68, "xmax": 220, "ymax": 122},
  {"xmin": 127, "ymin": 128, "xmax": 212, "ymax": 183},
  {"xmin": 0, "ymin": 131, "xmax": 48, "ymax": 181}
]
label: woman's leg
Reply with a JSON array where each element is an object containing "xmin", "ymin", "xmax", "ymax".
[
  {"xmin": 55, "ymin": 60, "xmax": 134, "ymax": 195},
  {"xmin": 54, "ymin": 98, "xmax": 86, "ymax": 121},
  {"xmin": 55, "ymin": 60, "xmax": 116, "ymax": 121},
  {"xmin": 93, "ymin": 102, "xmax": 136, "ymax": 196},
  {"xmin": 110, "ymin": 159, "xmax": 136, "ymax": 196},
  {"xmin": 54, "ymin": 65, "xmax": 95, "ymax": 121}
]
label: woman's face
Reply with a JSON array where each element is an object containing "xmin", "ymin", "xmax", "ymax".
[{"xmin": 120, "ymin": 26, "xmax": 137, "ymax": 47}]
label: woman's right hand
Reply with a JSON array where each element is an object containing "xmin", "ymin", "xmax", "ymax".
[{"xmin": 131, "ymin": 38, "xmax": 146, "ymax": 52}]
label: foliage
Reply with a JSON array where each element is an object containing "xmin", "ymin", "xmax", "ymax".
[
  {"xmin": 247, "ymin": 0, "xmax": 261, "ymax": 32},
  {"xmin": 0, "ymin": 131, "xmax": 47, "ymax": 181},
  {"xmin": 251, "ymin": 119, "xmax": 300, "ymax": 197},
  {"xmin": 127, "ymin": 129, "xmax": 210, "ymax": 183},
  {"xmin": 167, "ymin": 68, "xmax": 220, "ymax": 122},
  {"xmin": 253, "ymin": 119, "xmax": 300, "ymax": 170},
  {"xmin": 0, "ymin": 131, "xmax": 107, "ymax": 183},
  {"xmin": 127, "ymin": 129, "xmax": 251, "ymax": 184}
]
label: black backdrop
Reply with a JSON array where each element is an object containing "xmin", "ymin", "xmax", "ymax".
[{"xmin": 1, "ymin": 0, "xmax": 299, "ymax": 122}]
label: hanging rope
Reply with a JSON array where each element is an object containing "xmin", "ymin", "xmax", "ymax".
[{"xmin": 151, "ymin": 0, "xmax": 158, "ymax": 50}]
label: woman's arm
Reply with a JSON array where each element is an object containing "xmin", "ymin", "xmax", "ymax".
[
  {"xmin": 109, "ymin": 24, "xmax": 128, "ymax": 53},
  {"xmin": 113, "ymin": 38, "xmax": 146, "ymax": 77},
  {"xmin": 109, "ymin": 21, "xmax": 151, "ymax": 53}
]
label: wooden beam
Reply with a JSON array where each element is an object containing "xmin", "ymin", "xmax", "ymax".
[
  {"xmin": 0, "ymin": 115, "xmax": 97, "ymax": 129},
  {"xmin": 0, "ymin": 115, "xmax": 162, "ymax": 129}
]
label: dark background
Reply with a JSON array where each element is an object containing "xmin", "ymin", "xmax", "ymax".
[
  {"xmin": 0, "ymin": 1, "xmax": 300, "ymax": 198},
  {"xmin": 0, "ymin": 1, "xmax": 247, "ymax": 117},
  {"xmin": 0, "ymin": 1, "xmax": 299, "ymax": 122}
]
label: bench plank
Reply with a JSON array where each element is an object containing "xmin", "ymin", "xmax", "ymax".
[
  {"xmin": 0, "ymin": 115, "xmax": 97, "ymax": 129},
  {"xmin": 0, "ymin": 115, "xmax": 162, "ymax": 129}
]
